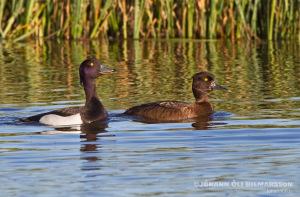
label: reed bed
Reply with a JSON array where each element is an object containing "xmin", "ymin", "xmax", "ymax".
[{"xmin": 0, "ymin": 0, "xmax": 300, "ymax": 42}]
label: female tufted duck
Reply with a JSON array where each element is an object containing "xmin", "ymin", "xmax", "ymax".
[
  {"xmin": 20, "ymin": 58, "xmax": 116, "ymax": 125},
  {"xmin": 124, "ymin": 72, "xmax": 227, "ymax": 121}
]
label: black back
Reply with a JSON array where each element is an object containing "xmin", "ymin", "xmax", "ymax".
[{"xmin": 20, "ymin": 58, "xmax": 116, "ymax": 123}]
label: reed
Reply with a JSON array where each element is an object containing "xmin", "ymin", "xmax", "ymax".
[{"xmin": 0, "ymin": 0, "xmax": 300, "ymax": 42}]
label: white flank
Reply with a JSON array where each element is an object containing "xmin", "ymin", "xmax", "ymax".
[{"xmin": 39, "ymin": 113, "xmax": 83, "ymax": 126}]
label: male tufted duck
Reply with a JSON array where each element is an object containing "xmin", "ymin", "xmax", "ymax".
[
  {"xmin": 124, "ymin": 72, "xmax": 227, "ymax": 121},
  {"xmin": 20, "ymin": 58, "xmax": 116, "ymax": 125}
]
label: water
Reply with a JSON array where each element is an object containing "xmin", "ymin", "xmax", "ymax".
[{"xmin": 0, "ymin": 39, "xmax": 299, "ymax": 196}]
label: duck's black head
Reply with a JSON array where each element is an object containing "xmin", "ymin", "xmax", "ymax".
[
  {"xmin": 192, "ymin": 72, "xmax": 227, "ymax": 101},
  {"xmin": 79, "ymin": 58, "xmax": 117, "ymax": 86}
]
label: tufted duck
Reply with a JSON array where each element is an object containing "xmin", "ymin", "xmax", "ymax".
[
  {"xmin": 20, "ymin": 58, "xmax": 116, "ymax": 125},
  {"xmin": 124, "ymin": 72, "xmax": 227, "ymax": 121}
]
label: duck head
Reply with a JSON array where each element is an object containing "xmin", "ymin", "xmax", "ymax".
[
  {"xmin": 79, "ymin": 58, "xmax": 117, "ymax": 86},
  {"xmin": 192, "ymin": 72, "xmax": 227, "ymax": 91},
  {"xmin": 192, "ymin": 72, "xmax": 227, "ymax": 102}
]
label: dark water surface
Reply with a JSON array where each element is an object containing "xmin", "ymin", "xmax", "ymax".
[{"xmin": 0, "ymin": 39, "xmax": 299, "ymax": 196}]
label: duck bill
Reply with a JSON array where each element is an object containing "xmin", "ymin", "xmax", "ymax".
[
  {"xmin": 212, "ymin": 82, "xmax": 228, "ymax": 91},
  {"xmin": 99, "ymin": 65, "xmax": 117, "ymax": 75}
]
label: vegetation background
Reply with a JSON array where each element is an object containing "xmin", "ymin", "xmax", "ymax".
[{"xmin": 0, "ymin": 0, "xmax": 299, "ymax": 42}]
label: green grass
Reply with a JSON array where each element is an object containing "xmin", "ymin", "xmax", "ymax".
[{"xmin": 0, "ymin": 0, "xmax": 300, "ymax": 42}]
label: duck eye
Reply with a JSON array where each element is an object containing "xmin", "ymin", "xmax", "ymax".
[
  {"xmin": 90, "ymin": 63, "xmax": 94, "ymax": 66},
  {"xmin": 204, "ymin": 78, "xmax": 208, "ymax": 81}
]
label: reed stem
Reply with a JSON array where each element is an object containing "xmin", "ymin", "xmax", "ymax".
[{"xmin": 0, "ymin": 0, "xmax": 299, "ymax": 41}]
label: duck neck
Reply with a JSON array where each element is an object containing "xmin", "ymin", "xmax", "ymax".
[
  {"xmin": 83, "ymin": 79, "xmax": 99, "ymax": 103},
  {"xmin": 192, "ymin": 87, "xmax": 209, "ymax": 103}
]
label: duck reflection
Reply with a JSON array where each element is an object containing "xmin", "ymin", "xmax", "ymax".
[
  {"xmin": 79, "ymin": 122, "xmax": 113, "ymax": 163},
  {"xmin": 41, "ymin": 121, "xmax": 114, "ymax": 169},
  {"xmin": 73, "ymin": 121, "xmax": 114, "ymax": 171},
  {"xmin": 128, "ymin": 115, "xmax": 227, "ymax": 130}
]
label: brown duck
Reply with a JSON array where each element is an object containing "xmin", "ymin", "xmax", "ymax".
[{"xmin": 124, "ymin": 72, "xmax": 227, "ymax": 121}]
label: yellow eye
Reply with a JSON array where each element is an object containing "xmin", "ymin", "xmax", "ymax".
[
  {"xmin": 90, "ymin": 63, "xmax": 94, "ymax": 66},
  {"xmin": 205, "ymin": 78, "xmax": 208, "ymax": 81}
]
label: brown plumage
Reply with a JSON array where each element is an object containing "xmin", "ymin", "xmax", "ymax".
[{"xmin": 124, "ymin": 72, "xmax": 227, "ymax": 121}]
